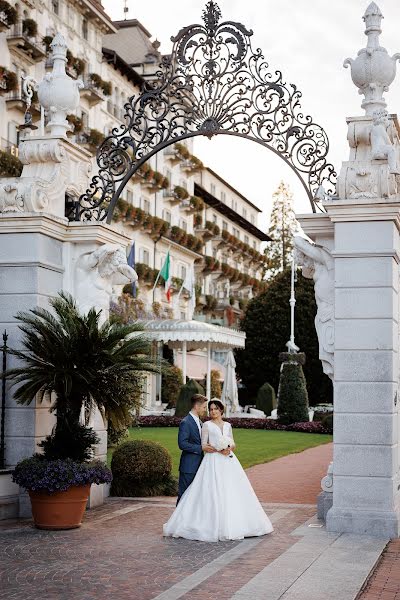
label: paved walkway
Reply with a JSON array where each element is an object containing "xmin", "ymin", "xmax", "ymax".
[
  {"xmin": 0, "ymin": 442, "xmax": 391, "ymax": 600},
  {"xmin": 247, "ymin": 442, "xmax": 333, "ymax": 504}
]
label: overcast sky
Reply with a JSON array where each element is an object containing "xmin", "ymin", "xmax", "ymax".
[{"xmin": 102, "ymin": 0, "xmax": 400, "ymax": 227}]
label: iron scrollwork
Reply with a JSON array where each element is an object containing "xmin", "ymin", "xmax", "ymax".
[{"xmin": 78, "ymin": 1, "xmax": 337, "ymax": 222}]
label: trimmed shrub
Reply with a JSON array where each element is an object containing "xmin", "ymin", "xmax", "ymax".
[
  {"xmin": 162, "ymin": 364, "xmax": 183, "ymax": 407},
  {"xmin": 110, "ymin": 439, "xmax": 177, "ymax": 496},
  {"xmin": 175, "ymin": 378, "xmax": 205, "ymax": 417},
  {"xmin": 277, "ymin": 362, "xmax": 309, "ymax": 425},
  {"xmin": 256, "ymin": 382, "xmax": 277, "ymax": 417}
]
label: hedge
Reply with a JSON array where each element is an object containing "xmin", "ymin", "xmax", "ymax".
[{"xmin": 136, "ymin": 415, "xmax": 332, "ymax": 434}]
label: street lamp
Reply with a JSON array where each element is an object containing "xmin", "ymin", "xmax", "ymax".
[{"xmin": 286, "ymin": 257, "xmax": 299, "ymax": 353}]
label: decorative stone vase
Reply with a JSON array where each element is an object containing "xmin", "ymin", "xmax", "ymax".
[
  {"xmin": 37, "ymin": 33, "xmax": 83, "ymax": 137},
  {"xmin": 29, "ymin": 484, "xmax": 91, "ymax": 530}
]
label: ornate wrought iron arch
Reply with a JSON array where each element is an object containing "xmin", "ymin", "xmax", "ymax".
[{"xmin": 78, "ymin": 1, "xmax": 336, "ymax": 222}]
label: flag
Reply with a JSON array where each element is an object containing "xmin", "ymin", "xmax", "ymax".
[
  {"xmin": 127, "ymin": 242, "xmax": 136, "ymax": 297},
  {"xmin": 180, "ymin": 265, "xmax": 196, "ymax": 320},
  {"xmin": 159, "ymin": 250, "xmax": 172, "ymax": 302}
]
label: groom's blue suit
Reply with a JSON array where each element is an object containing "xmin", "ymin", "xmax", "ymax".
[{"xmin": 177, "ymin": 413, "xmax": 203, "ymax": 503}]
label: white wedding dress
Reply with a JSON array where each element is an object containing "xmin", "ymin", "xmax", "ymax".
[{"xmin": 163, "ymin": 420, "xmax": 273, "ymax": 542}]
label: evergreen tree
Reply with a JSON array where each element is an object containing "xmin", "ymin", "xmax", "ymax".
[
  {"xmin": 264, "ymin": 181, "xmax": 299, "ymax": 277},
  {"xmin": 277, "ymin": 360, "xmax": 309, "ymax": 424},
  {"xmin": 175, "ymin": 379, "xmax": 205, "ymax": 417},
  {"xmin": 235, "ymin": 269, "xmax": 332, "ymax": 405}
]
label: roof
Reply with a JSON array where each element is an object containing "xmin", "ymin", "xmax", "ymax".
[
  {"xmin": 141, "ymin": 319, "xmax": 246, "ymax": 350},
  {"xmin": 102, "ymin": 48, "xmax": 144, "ymax": 88},
  {"xmin": 194, "ymin": 183, "xmax": 272, "ymax": 242},
  {"xmin": 206, "ymin": 167, "xmax": 262, "ymax": 213},
  {"xmin": 103, "ymin": 19, "xmax": 161, "ymax": 67},
  {"xmin": 83, "ymin": 0, "xmax": 117, "ymax": 34}
]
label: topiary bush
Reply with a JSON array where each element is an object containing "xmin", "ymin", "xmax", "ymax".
[
  {"xmin": 256, "ymin": 382, "xmax": 277, "ymax": 417},
  {"xmin": 175, "ymin": 378, "xmax": 205, "ymax": 417},
  {"xmin": 162, "ymin": 364, "xmax": 183, "ymax": 408},
  {"xmin": 110, "ymin": 440, "xmax": 177, "ymax": 496},
  {"xmin": 277, "ymin": 361, "xmax": 309, "ymax": 425}
]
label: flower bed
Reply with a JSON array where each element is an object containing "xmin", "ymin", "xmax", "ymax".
[{"xmin": 137, "ymin": 415, "xmax": 332, "ymax": 434}]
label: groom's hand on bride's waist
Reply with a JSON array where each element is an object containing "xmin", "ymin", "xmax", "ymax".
[{"xmin": 203, "ymin": 444, "xmax": 217, "ymax": 453}]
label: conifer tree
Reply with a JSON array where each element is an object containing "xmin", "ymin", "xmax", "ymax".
[{"xmin": 264, "ymin": 181, "xmax": 299, "ymax": 277}]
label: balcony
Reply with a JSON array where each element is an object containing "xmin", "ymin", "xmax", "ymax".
[
  {"xmin": 6, "ymin": 24, "xmax": 46, "ymax": 66},
  {"xmin": 163, "ymin": 187, "xmax": 183, "ymax": 206},
  {"xmin": 163, "ymin": 145, "xmax": 181, "ymax": 165},
  {"xmin": 80, "ymin": 80, "xmax": 105, "ymax": 107},
  {"xmin": 5, "ymin": 89, "xmax": 41, "ymax": 120},
  {"xmin": 75, "ymin": 128, "xmax": 105, "ymax": 155},
  {"xmin": 0, "ymin": 2, "xmax": 17, "ymax": 33}
]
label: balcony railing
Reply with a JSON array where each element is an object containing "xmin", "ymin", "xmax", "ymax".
[
  {"xmin": 6, "ymin": 24, "xmax": 46, "ymax": 63},
  {"xmin": 80, "ymin": 80, "xmax": 104, "ymax": 107}
]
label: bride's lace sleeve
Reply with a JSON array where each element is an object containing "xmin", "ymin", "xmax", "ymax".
[
  {"xmin": 228, "ymin": 423, "xmax": 236, "ymax": 449},
  {"xmin": 201, "ymin": 421, "xmax": 209, "ymax": 448}
]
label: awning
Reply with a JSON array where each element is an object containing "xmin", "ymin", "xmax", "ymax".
[{"xmin": 143, "ymin": 319, "xmax": 246, "ymax": 351}]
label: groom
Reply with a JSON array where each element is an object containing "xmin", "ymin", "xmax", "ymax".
[{"xmin": 177, "ymin": 393, "xmax": 215, "ymax": 503}]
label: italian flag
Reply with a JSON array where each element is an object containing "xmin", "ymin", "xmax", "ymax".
[{"xmin": 160, "ymin": 251, "xmax": 172, "ymax": 302}]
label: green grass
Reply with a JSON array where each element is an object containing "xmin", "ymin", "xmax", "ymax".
[{"xmin": 108, "ymin": 427, "xmax": 332, "ymax": 478}]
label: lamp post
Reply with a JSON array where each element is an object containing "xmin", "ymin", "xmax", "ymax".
[{"xmin": 286, "ymin": 258, "xmax": 299, "ymax": 354}]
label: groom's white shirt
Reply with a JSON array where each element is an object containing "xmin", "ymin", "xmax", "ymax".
[{"xmin": 189, "ymin": 411, "xmax": 202, "ymax": 437}]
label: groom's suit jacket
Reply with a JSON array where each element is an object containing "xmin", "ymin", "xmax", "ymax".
[{"xmin": 178, "ymin": 414, "xmax": 203, "ymax": 474}]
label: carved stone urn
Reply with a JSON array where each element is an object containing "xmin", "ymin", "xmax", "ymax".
[
  {"xmin": 344, "ymin": 2, "xmax": 400, "ymax": 115},
  {"xmin": 37, "ymin": 33, "xmax": 83, "ymax": 136}
]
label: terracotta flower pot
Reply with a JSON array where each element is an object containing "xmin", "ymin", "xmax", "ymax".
[{"xmin": 29, "ymin": 484, "xmax": 91, "ymax": 530}]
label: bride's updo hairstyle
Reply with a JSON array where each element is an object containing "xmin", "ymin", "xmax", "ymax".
[{"xmin": 208, "ymin": 399, "xmax": 224, "ymax": 415}]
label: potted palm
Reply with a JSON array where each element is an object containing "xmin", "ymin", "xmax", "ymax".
[{"xmin": 6, "ymin": 293, "xmax": 160, "ymax": 530}]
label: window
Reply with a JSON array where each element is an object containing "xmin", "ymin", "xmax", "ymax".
[
  {"xmin": 233, "ymin": 228, "xmax": 240, "ymax": 239},
  {"xmin": 251, "ymin": 214, "xmax": 255, "ymax": 225},
  {"xmin": 210, "ymin": 183, "xmax": 216, "ymax": 196},
  {"xmin": 221, "ymin": 191, "xmax": 226, "ymax": 203},
  {"xmin": 222, "ymin": 221, "xmax": 228, "ymax": 231},
  {"xmin": 81, "ymin": 110, "xmax": 89, "ymax": 128},
  {"xmin": 181, "ymin": 179, "xmax": 187, "ymax": 190},
  {"xmin": 232, "ymin": 199, "xmax": 238, "ymax": 212},
  {"xmin": 141, "ymin": 197, "xmax": 150, "ymax": 213},
  {"xmin": 212, "ymin": 214, "xmax": 217, "ymax": 224},
  {"xmin": 180, "ymin": 312, "xmax": 186, "ymax": 320},
  {"xmin": 140, "ymin": 248, "xmax": 150, "ymax": 265},
  {"xmin": 127, "ymin": 190, "xmax": 133, "ymax": 205},
  {"xmin": 180, "ymin": 265, "xmax": 187, "ymax": 280},
  {"xmin": 82, "ymin": 18, "xmax": 88, "ymax": 40},
  {"xmin": 253, "ymin": 241, "xmax": 257, "ymax": 249},
  {"xmin": 244, "ymin": 235, "xmax": 249, "ymax": 245},
  {"xmin": 52, "ymin": 0, "xmax": 59, "ymax": 15},
  {"xmin": 165, "ymin": 168, "xmax": 172, "ymax": 184},
  {"xmin": 7, "ymin": 121, "xmax": 19, "ymax": 149},
  {"xmin": 243, "ymin": 208, "xmax": 247, "ymax": 219},
  {"xmin": 180, "ymin": 219, "xmax": 187, "ymax": 231},
  {"xmin": 163, "ymin": 209, "xmax": 171, "ymax": 224}
]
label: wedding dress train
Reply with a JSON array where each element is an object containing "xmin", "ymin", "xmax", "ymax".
[{"xmin": 163, "ymin": 420, "xmax": 273, "ymax": 542}]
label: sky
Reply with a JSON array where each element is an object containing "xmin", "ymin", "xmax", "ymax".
[{"xmin": 102, "ymin": 0, "xmax": 400, "ymax": 228}]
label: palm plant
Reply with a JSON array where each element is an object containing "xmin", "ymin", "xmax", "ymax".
[{"xmin": 5, "ymin": 292, "xmax": 161, "ymax": 461}]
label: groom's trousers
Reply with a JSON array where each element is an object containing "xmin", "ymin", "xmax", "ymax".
[{"xmin": 177, "ymin": 472, "xmax": 196, "ymax": 505}]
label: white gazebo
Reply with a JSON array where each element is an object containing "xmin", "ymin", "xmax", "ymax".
[{"xmin": 143, "ymin": 320, "xmax": 246, "ymax": 399}]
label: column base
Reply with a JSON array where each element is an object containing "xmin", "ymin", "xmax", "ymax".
[
  {"xmin": 326, "ymin": 507, "xmax": 399, "ymax": 538},
  {"xmin": 317, "ymin": 491, "xmax": 333, "ymax": 521}
]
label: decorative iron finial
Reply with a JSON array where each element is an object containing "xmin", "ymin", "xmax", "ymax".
[
  {"xmin": 344, "ymin": 3, "xmax": 400, "ymax": 115},
  {"xmin": 202, "ymin": 1, "xmax": 222, "ymax": 35}
]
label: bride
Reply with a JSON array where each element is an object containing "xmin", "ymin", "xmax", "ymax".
[{"xmin": 163, "ymin": 399, "xmax": 273, "ymax": 542}]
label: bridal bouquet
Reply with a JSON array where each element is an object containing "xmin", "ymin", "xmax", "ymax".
[{"xmin": 216, "ymin": 435, "xmax": 234, "ymax": 457}]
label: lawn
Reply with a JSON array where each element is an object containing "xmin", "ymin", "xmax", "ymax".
[{"xmin": 108, "ymin": 427, "xmax": 332, "ymax": 477}]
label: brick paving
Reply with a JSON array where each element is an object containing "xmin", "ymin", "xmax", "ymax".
[
  {"xmin": 0, "ymin": 442, "xmax": 359, "ymax": 600},
  {"xmin": 0, "ymin": 499, "xmax": 315, "ymax": 600},
  {"xmin": 357, "ymin": 540, "xmax": 400, "ymax": 600},
  {"xmin": 246, "ymin": 442, "xmax": 333, "ymax": 504}
]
